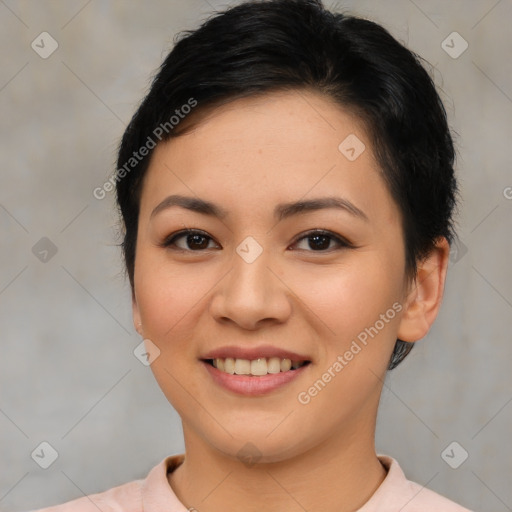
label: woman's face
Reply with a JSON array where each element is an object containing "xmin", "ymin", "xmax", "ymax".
[{"xmin": 132, "ymin": 90, "xmax": 412, "ymax": 462}]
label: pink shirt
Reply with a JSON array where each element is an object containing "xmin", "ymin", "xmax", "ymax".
[{"xmin": 30, "ymin": 453, "xmax": 472, "ymax": 511}]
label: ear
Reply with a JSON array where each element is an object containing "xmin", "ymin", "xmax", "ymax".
[
  {"xmin": 397, "ymin": 237, "xmax": 450, "ymax": 342},
  {"xmin": 132, "ymin": 291, "xmax": 142, "ymax": 336}
]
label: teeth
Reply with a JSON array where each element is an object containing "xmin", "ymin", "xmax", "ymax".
[
  {"xmin": 251, "ymin": 358, "xmax": 267, "ymax": 376},
  {"xmin": 267, "ymin": 357, "xmax": 281, "ymax": 373},
  {"xmin": 234, "ymin": 358, "xmax": 251, "ymax": 375},
  {"xmin": 210, "ymin": 357, "xmax": 307, "ymax": 376},
  {"xmin": 224, "ymin": 357, "xmax": 235, "ymax": 374}
]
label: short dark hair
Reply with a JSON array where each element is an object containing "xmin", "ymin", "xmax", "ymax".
[{"xmin": 115, "ymin": 0, "xmax": 458, "ymax": 370}]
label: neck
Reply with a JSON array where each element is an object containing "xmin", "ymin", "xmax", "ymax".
[{"xmin": 168, "ymin": 419, "xmax": 387, "ymax": 512}]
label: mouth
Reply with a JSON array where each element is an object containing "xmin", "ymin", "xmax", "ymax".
[{"xmin": 202, "ymin": 357, "xmax": 311, "ymax": 377}]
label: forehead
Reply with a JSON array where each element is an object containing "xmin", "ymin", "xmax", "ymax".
[
  {"xmin": 168, "ymin": 90, "xmax": 373, "ymax": 163},
  {"xmin": 140, "ymin": 89, "xmax": 399, "ymax": 226}
]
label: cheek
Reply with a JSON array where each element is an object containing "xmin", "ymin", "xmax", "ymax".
[
  {"xmin": 288, "ymin": 261, "xmax": 403, "ymax": 421},
  {"xmin": 292, "ymin": 259, "xmax": 401, "ymax": 331},
  {"xmin": 134, "ymin": 257, "xmax": 214, "ymax": 411},
  {"xmin": 134, "ymin": 255, "xmax": 215, "ymax": 348}
]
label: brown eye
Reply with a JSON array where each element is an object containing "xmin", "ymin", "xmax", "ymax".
[
  {"xmin": 292, "ymin": 230, "xmax": 352, "ymax": 252},
  {"xmin": 162, "ymin": 230, "xmax": 219, "ymax": 251}
]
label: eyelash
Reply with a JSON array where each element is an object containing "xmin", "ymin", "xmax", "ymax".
[{"xmin": 160, "ymin": 228, "xmax": 354, "ymax": 253}]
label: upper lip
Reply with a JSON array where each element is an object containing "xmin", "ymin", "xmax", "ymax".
[{"xmin": 201, "ymin": 344, "xmax": 311, "ymax": 362}]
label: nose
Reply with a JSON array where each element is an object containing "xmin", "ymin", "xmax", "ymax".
[{"xmin": 209, "ymin": 243, "xmax": 292, "ymax": 330}]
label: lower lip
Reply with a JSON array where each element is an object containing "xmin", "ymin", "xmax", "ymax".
[{"xmin": 201, "ymin": 360, "xmax": 310, "ymax": 396}]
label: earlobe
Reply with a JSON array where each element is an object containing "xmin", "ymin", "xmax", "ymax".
[
  {"xmin": 397, "ymin": 237, "xmax": 451, "ymax": 343},
  {"xmin": 132, "ymin": 293, "xmax": 142, "ymax": 335}
]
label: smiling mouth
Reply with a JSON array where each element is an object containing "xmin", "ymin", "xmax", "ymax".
[{"xmin": 203, "ymin": 357, "xmax": 311, "ymax": 376}]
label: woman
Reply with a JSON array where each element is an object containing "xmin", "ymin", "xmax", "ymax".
[{"xmin": 34, "ymin": 0, "xmax": 472, "ymax": 510}]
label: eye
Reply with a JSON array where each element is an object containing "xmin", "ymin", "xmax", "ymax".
[
  {"xmin": 290, "ymin": 229, "xmax": 353, "ymax": 252},
  {"xmin": 161, "ymin": 229, "xmax": 220, "ymax": 251},
  {"xmin": 161, "ymin": 228, "xmax": 353, "ymax": 253}
]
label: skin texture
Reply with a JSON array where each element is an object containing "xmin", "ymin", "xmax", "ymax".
[{"xmin": 131, "ymin": 89, "xmax": 450, "ymax": 512}]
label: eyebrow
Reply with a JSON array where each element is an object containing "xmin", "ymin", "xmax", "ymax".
[{"xmin": 150, "ymin": 194, "xmax": 369, "ymax": 222}]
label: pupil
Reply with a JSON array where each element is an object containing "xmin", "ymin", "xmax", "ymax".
[
  {"xmin": 309, "ymin": 235, "xmax": 329, "ymax": 250},
  {"xmin": 189, "ymin": 234, "xmax": 208, "ymax": 249}
]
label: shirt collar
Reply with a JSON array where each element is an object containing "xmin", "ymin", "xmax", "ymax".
[
  {"xmin": 141, "ymin": 453, "xmax": 406, "ymax": 511},
  {"xmin": 142, "ymin": 453, "xmax": 188, "ymax": 511}
]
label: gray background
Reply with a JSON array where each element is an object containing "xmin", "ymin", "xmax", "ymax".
[{"xmin": 1, "ymin": 1, "xmax": 511, "ymax": 511}]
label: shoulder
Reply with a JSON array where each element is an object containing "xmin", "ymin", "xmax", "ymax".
[
  {"xmin": 361, "ymin": 455, "xmax": 473, "ymax": 512},
  {"xmin": 399, "ymin": 476, "xmax": 473, "ymax": 511},
  {"xmin": 27, "ymin": 454, "xmax": 184, "ymax": 512},
  {"xmin": 28, "ymin": 476, "xmax": 144, "ymax": 512}
]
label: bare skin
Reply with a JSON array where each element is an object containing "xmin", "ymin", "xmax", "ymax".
[{"xmin": 131, "ymin": 89, "xmax": 450, "ymax": 512}]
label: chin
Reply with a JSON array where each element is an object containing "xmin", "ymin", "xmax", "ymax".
[{"xmin": 202, "ymin": 426, "xmax": 317, "ymax": 466}]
